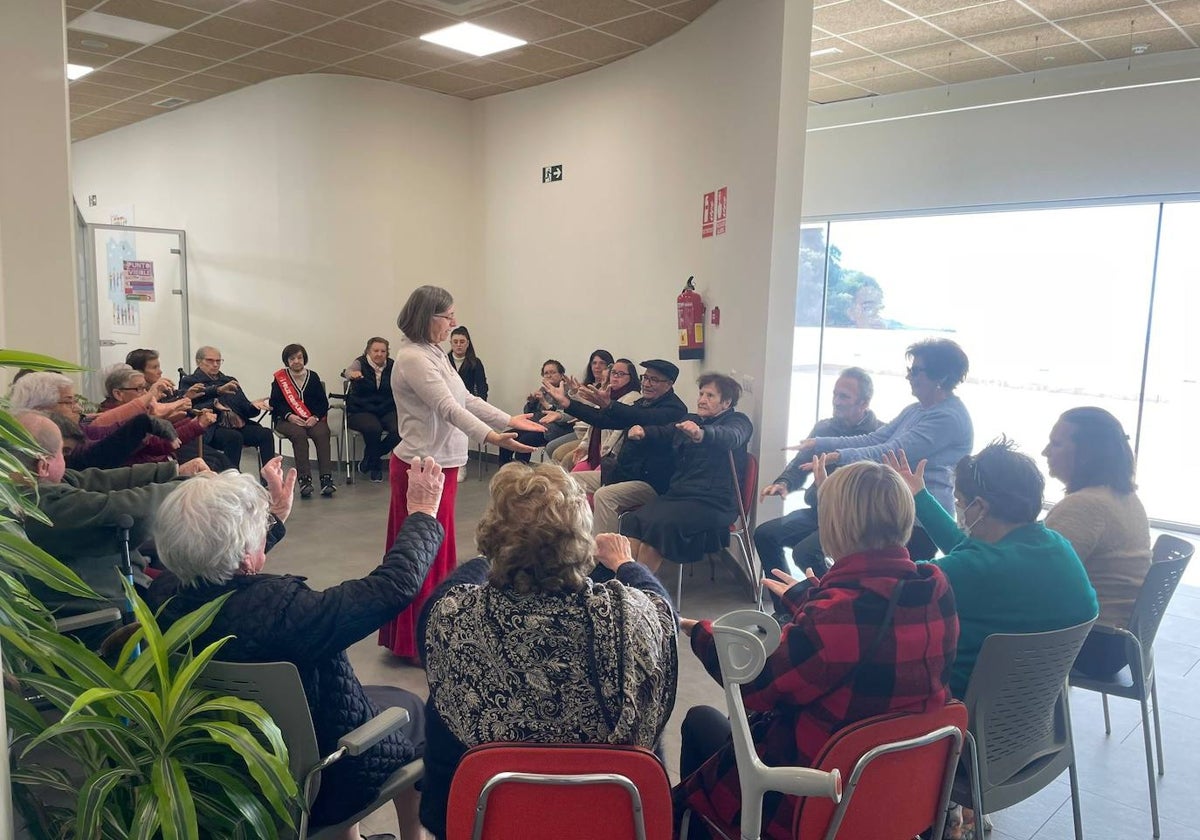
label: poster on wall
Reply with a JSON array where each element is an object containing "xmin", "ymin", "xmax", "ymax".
[
  {"xmin": 715, "ymin": 187, "xmax": 727, "ymax": 236},
  {"xmin": 105, "ymin": 205, "xmax": 137, "ymax": 305},
  {"xmin": 702, "ymin": 191, "xmax": 716, "ymax": 238},
  {"xmin": 123, "ymin": 260, "xmax": 155, "ymax": 301},
  {"xmin": 111, "ymin": 300, "xmax": 141, "ymax": 335}
]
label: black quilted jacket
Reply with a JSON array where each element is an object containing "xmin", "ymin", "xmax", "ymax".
[{"xmin": 147, "ymin": 512, "xmax": 443, "ymax": 825}]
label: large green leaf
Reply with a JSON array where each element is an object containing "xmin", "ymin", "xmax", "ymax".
[
  {"xmin": 0, "ymin": 349, "xmax": 88, "ymax": 372},
  {"xmin": 23, "ymin": 711, "xmax": 148, "ymax": 766},
  {"xmin": 0, "ymin": 531, "xmax": 97, "ymax": 597},
  {"xmin": 188, "ymin": 720, "xmax": 298, "ymax": 820},
  {"xmin": 151, "ymin": 755, "xmax": 198, "ymax": 840},
  {"xmin": 75, "ymin": 766, "xmax": 135, "ymax": 839},
  {"xmin": 130, "ymin": 790, "xmax": 160, "ymax": 840},
  {"xmin": 0, "ymin": 407, "xmax": 43, "ymax": 453},
  {"xmin": 165, "ymin": 634, "xmax": 236, "ymax": 732},
  {"xmin": 122, "ymin": 592, "xmax": 231, "ymax": 689},
  {"xmin": 0, "ymin": 479, "xmax": 50, "ymax": 526},
  {"xmin": 10, "ymin": 766, "xmax": 76, "ymax": 795},
  {"xmin": 191, "ymin": 762, "xmax": 286, "ymax": 838},
  {"xmin": 190, "ymin": 695, "xmax": 288, "ymax": 763}
]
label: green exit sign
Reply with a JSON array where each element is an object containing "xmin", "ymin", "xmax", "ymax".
[{"xmin": 542, "ymin": 164, "xmax": 563, "ymax": 183}]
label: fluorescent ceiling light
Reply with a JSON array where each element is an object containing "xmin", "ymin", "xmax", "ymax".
[
  {"xmin": 420, "ymin": 22, "xmax": 525, "ymax": 58},
  {"xmin": 811, "ymin": 47, "xmax": 843, "ymax": 58},
  {"xmin": 68, "ymin": 11, "xmax": 177, "ymax": 45},
  {"xmin": 67, "ymin": 64, "xmax": 95, "ymax": 81}
]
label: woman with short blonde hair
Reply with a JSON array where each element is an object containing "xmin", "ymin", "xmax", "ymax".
[
  {"xmin": 818, "ymin": 460, "xmax": 915, "ymax": 561},
  {"xmin": 419, "ymin": 462, "xmax": 679, "ymax": 838}
]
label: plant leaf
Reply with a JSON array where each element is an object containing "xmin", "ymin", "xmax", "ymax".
[
  {"xmin": 0, "ymin": 531, "xmax": 97, "ymax": 597},
  {"xmin": 0, "ymin": 349, "xmax": 89, "ymax": 372},
  {"xmin": 192, "ymin": 762, "xmax": 286, "ymax": 837},
  {"xmin": 187, "ymin": 721, "xmax": 298, "ymax": 821},
  {"xmin": 10, "ymin": 765, "xmax": 76, "ymax": 795},
  {"xmin": 151, "ymin": 755, "xmax": 198, "ymax": 840},
  {"xmin": 190, "ymin": 695, "xmax": 288, "ymax": 764},
  {"xmin": 75, "ymin": 766, "xmax": 135, "ymax": 839},
  {"xmin": 130, "ymin": 790, "xmax": 160, "ymax": 840}
]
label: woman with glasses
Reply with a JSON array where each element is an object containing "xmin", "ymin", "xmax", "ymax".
[
  {"xmin": 378, "ymin": 285, "xmax": 544, "ymax": 664},
  {"xmin": 557, "ymin": 359, "xmax": 641, "ymax": 470},
  {"xmin": 97, "ymin": 364, "xmax": 215, "ymax": 466},
  {"xmin": 788, "ymin": 338, "xmax": 974, "ymax": 571}
]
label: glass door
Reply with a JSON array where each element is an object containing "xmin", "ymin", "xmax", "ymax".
[{"xmin": 80, "ymin": 224, "xmax": 189, "ymax": 401}]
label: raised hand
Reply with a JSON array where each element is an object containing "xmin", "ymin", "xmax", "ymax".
[
  {"xmin": 184, "ymin": 383, "xmax": 207, "ymax": 400},
  {"xmin": 783, "ymin": 438, "xmax": 816, "ymax": 452},
  {"xmin": 149, "ymin": 379, "xmax": 173, "ymax": 398},
  {"xmin": 761, "ymin": 567, "xmax": 819, "ymax": 601},
  {"xmin": 406, "ymin": 456, "xmax": 444, "ymax": 516},
  {"xmin": 261, "ymin": 455, "xmax": 297, "ymax": 522},
  {"xmin": 882, "ymin": 450, "xmax": 926, "ymax": 496},
  {"xmin": 152, "ymin": 397, "xmax": 191, "ymax": 419},
  {"xmin": 197, "ymin": 409, "xmax": 218, "ymax": 428},
  {"xmin": 177, "ymin": 457, "xmax": 211, "ymax": 477},
  {"xmin": 541, "ymin": 378, "xmax": 570, "ymax": 409},
  {"xmin": 811, "ymin": 452, "xmax": 838, "ymax": 487},
  {"xmin": 487, "ymin": 430, "xmax": 538, "ymax": 454},
  {"xmin": 760, "ymin": 482, "xmax": 788, "ymax": 501},
  {"xmin": 218, "ymin": 380, "xmax": 240, "ymax": 395}
]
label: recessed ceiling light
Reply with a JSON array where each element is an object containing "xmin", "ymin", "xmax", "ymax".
[
  {"xmin": 419, "ymin": 22, "xmax": 525, "ymax": 58},
  {"xmin": 67, "ymin": 64, "xmax": 95, "ymax": 81},
  {"xmin": 80, "ymin": 38, "xmax": 109, "ymax": 50},
  {"xmin": 811, "ymin": 47, "xmax": 843, "ymax": 58},
  {"xmin": 1132, "ymin": 43, "xmax": 1151, "ymax": 55},
  {"xmin": 68, "ymin": 11, "xmax": 177, "ymax": 46}
]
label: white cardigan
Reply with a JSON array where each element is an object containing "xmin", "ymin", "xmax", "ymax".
[{"xmin": 391, "ymin": 337, "xmax": 510, "ymax": 468}]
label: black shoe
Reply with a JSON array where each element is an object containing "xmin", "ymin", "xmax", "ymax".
[
  {"xmin": 370, "ymin": 468, "xmax": 383, "ymax": 482},
  {"xmin": 299, "ymin": 475, "xmax": 314, "ymax": 499},
  {"xmin": 320, "ymin": 474, "xmax": 336, "ymax": 497},
  {"xmin": 358, "ymin": 457, "xmax": 371, "ymax": 475}
]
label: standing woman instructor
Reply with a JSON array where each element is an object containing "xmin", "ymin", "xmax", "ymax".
[{"xmin": 378, "ymin": 285, "xmax": 543, "ymax": 662}]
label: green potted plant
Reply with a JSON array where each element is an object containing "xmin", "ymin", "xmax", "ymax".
[{"xmin": 1, "ymin": 350, "xmax": 300, "ymax": 839}]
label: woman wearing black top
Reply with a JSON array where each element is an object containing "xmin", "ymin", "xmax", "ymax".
[
  {"xmin": 346, "ymin": 336, "xmax": 399, "ymax": 483},
  {"xmin": 448, "ymin": 326, "xmax": 488, "ymax": 399},
  {"xmin": 270, "ymin": 343, "xmax": 334, "ymax": 498}
]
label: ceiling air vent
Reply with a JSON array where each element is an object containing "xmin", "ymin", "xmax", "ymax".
[
  {"xmin": 152, "ymin": 96, "xmax": 189, "ymax": 109},
  {"xmin": 404, "ymin": 0, "xmax": 511, "ymax": 14}
]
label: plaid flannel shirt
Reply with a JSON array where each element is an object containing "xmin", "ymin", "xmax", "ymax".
[{"xmin": 681, "ymin": 547, "xmax": 959, "ymax": 839}]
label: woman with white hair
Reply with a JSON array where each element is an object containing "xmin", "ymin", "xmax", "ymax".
[{"xmin": 147, "ymin": 457, "xmax": 446, "ymax": 840}]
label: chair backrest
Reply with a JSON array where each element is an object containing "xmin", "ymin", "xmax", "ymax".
[
  {"xmin": 1127, "ymin": 537, "xmax": 1193, "ymax": 663},
  {"xmin": 728, "ymin": 451, "xmax": 758, "ymax": 532},
  {"xmin": 963, "ymin": 618, "xmax": 1094, "ymax": 789},
  {"xmin": 445, "ymin": 742, "xmax": 672, "ymax": 840},
  {"xmin": 795, "ymin": 702, "xmax": 968, "ymax": 840},
  {"xmin": 195, "ymin": 660, "xmax": 320, "ymax": 809}
]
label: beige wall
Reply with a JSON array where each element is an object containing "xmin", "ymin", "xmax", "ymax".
[
  {"xmin": 71, "ymin": 74, "xmax": 480, "ymax": 392},
  {"xmin": 0, "ymin": 0, "xmax": 79, "ymax": 364},
  {"xmin": 474, "ymin": 0, "xmax": 810, "ymax": 463}
]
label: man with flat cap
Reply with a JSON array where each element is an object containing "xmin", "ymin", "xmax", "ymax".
[{"xmin": 544, "ymin": 359, "xmax": 688, "ymax": 535}]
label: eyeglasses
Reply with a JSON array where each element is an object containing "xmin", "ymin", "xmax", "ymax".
[
  {"xmin": 117, "ymin": 385, "xmax": 148, "ymax": 393},
  {"xmin": 641, "ymin": 374, "xmax": 669, "ymax": 384},
  {"xmin": 905, "ymin": 365, "xmax": 928, "ymax": 377},
  {"xmin": 433, "ymin": 312, "xmax": 456, "ymax": 321},
  {"xmin": 609, "ymin": 370, "xmax": 630, "ymax": 378},
  {"xmin": 56, "ymin": 397, "xmax": 78, "ymax": 406},
  {"xmin": 202, "ymin": 357, "xmax": 223, "ymax": 364}
]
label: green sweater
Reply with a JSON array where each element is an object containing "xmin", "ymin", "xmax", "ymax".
[{"xmin": 916, "ymin": 489, "xmax": 1098, "ymax": 698}]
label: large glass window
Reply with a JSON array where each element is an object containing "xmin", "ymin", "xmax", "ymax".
[{"xmin": 795, "ymin": 201, "xmax": 1193, "ymax": 526}]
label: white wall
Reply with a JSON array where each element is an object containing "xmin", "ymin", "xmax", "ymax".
[
  {"xmin": 1, "ymin": 0, "xmax": 78, "ymax": 366},
  {"xmin": 474, "ymin": 0, "xmax": 807, "ymax": 448},
  {"xmin": 71, "ymin": 74, "xmax": 479, "ymax": 394},
  {"xmin": 803, "ymin": 64, "xmax": 1200, "ymax": 219}
]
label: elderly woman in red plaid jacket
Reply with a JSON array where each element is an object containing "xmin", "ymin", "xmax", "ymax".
[{"xmin": 676, "ymin": 457, "xmax": 960, "ymax": 839}]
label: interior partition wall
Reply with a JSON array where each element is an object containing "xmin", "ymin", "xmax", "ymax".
[{"xmin": 792, "ymin": 199, "xmax": 1200, "ymax": 531}]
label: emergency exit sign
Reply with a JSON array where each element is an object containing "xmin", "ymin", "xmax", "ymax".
[{"xmin": 542, "ymin": 164, "xmax": 563, "ymax": 183}]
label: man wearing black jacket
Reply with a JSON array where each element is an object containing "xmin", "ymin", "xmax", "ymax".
[
  {"xmin": 180, "ymin": 345, "xmax": 275, "ymax": 471},
  {"xmin": 547, "ymin": 358, "xmax": 688, "ymax": 535}
]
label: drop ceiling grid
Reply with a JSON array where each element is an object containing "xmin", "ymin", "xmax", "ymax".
[{"xmin": 64, "ymin": 0, "xmax": 1200, "ymax": 139}]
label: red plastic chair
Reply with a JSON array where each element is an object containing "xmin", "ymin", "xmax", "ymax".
[
  {"xmin": 792, "ymin": 701, "xmax": 968, "ymax": 840},
  {"xmin": 727, "ymin": 451, "xmax": 761, "ymax": 605},
  {"xmin": 445, "ymin": 742, "xmax": 673, "ymax": 840}
]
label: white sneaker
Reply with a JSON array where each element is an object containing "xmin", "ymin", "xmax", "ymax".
[{"xmin": 458, "ymin": 468, "xmax": 467, "ymax": 483}]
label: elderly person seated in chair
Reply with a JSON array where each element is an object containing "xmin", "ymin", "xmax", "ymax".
[
  {"xmin": 676, "ymin": 459, "xmax": 960, "ymax": 840},
  {"xmin": 146, "ymin": 457, "xmax": 447, "ymax": 840},
  {"xmin": 618, "ymin": 373, "xmax": 753, "ymax": 574},
  {"xmin": 418, "ymin": 462, "xmax": 679, "ymax": 840}
]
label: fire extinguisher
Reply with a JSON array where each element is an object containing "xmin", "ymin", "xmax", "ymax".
[{"xmin": 677, "ymin": 276, "xmax": 705, "ymax": 361}]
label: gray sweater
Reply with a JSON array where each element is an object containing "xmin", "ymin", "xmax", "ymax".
[{"xmin": 812, "ymin": 395, "xmax": 973, "ymax": 513}]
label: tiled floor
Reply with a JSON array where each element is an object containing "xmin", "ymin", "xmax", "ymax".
[{"xmin": 274, "ymin": 462, "xmax": 1200, "ymax": 839}]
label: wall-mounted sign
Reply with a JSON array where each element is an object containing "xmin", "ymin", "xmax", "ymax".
[
  {"xmin": 715, "ymin": 186, "xmax": 728, "ymax": 235},
  {"xmin": 542, "ymin": 164, "xmax": 563, "ymax": 183},
  {"xmin": 123, "ymin": 260, "xmax": 156, "ymax": 302},
  {"xmin": 702, "ymin": 191, "xmax": 716, "ymax": 238}
]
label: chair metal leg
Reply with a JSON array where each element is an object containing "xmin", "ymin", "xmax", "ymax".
[
  {"xmin": 1150, "ymin": 677, "xmax": 1165, "ymax": 776},
  {"xmin": 676, "ymin": 563, "xmax": 684, "ymax": 612},
  {"xmin": 1068, "ymin": 758, "xmax": 1084, "ymax": 840},
  {"xmin": 1138, "ymin": 689, "xmax": 1161, "ymax": 837},
  {"xmin": 1101, "ymin": 693, "xmax": 1111, "ymax": 735},
  {"xmin": 965, "ymin": 731, "xmax": 985, "ymax": 836}
]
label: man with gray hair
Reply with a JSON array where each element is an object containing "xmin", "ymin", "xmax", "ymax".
[
  {"xmin": 754, "ymin": 368, "xmax": 882, "ymax": 614},
  {"xmin": 14, "ymin": 410, "xmax": 211, "ymax": 642},
  {"xmin": 180, "ymin": 345, "xmax": 274, "ymax": 471}
]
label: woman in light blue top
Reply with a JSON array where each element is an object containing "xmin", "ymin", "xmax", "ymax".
[{"xmin": 788, "ymin": 339, "xmax": 973, "ymax": 571}]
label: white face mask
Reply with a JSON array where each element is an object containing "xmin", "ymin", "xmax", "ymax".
[{"xmin": 956, "ymin": 498, "xmax": 985, "ymax": 537}]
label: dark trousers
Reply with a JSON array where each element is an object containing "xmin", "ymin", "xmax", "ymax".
[
  {"xmin": 1074, "ymin": 629, "xmax": 1129, "ymax": 678},
  {"xmin": 235, "ymin": 422, "xmax": 276, "ymax": 471},
  {"xmin": 348, "ymin": 410, "xmax": 400, "ymax": 466},
  {"xmin": 790, "ymin": 525, "xmax": 939, "ymax": 576},
  {"xmin": 753, "ymin": 507, "xmax": 819, "ymax": 611},
  {"xmin": 498, "ymin": 421, "xmax": 575, "ymax": 465},
  {"xmin": 186, "ymin": 426, "xmax": 244, "ymax": 471},
  {"xmin": 676, "ymin": 705, "xmax": 733, "ymax": 840}
]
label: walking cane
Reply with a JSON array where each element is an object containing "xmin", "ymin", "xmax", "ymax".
[{"xmin": 115, "ymin": 514, "xmax": 141, "ymax": 660}]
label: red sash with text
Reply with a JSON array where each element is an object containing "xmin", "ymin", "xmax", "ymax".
[{"xmin": 273, "ymin": 369, "xmax": 312, "ymax": 421}]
